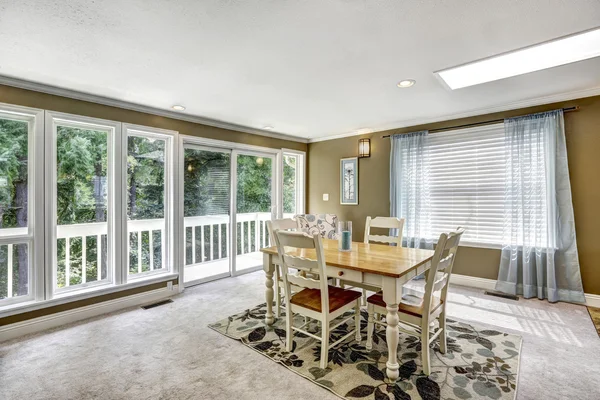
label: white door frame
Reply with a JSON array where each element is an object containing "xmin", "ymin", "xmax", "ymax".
[
  {"xmin": 231, "ymin": 149, "xmax": 278, "ymax": 277},
  {"xmin": 181, "ymin": 143, "xmax": 233, "ymax": 287},
  {"xmin": 178, "ymin": 135, "xmax": 282, "ymax": 288}
]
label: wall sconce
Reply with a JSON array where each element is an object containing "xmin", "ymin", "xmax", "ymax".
[{"xmin": 358, "ymin": 138, "xmax": 371, "ymax": 158}]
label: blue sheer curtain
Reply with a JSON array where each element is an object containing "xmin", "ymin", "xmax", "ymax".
[
  {"xmin": 495, "ymin": 110, "xmax": 585, "ymax": 303},
  {"xmin": 390, "ymin": 131, "xmax": 433, "ymax": 250}
]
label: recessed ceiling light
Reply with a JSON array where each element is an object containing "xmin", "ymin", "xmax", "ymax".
[
  {"xmin": 172, "ymin": 105, "xmax": 186, "ymax": 111},
  {"xmin": 263, "ymin": 125, "xmax": 274, "ymax": 130},
  {"xmin": 436, "ymin": 27, "xmax": 600, "ymax": 90},
  {"xmin": 397, "ymin": 79, "xmax": 416, "ymax": 88}
]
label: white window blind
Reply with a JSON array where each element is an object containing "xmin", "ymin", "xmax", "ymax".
[{"xmin": 427, "ymin": 123, "xmax": 506, "ymax": 246}]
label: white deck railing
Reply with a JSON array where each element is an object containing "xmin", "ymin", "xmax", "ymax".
[
  {"xmin": 184, "ymin": 212, "xmax": 271, "ymax": 267},
  {"xmin": 54, "ymin": 218, "xmax": 167, "ymax": 288},
  {"xmin": 1, "ymin": 212, "xmax": 273, "ymax": 296}
]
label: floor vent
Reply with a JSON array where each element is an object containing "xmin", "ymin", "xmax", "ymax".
[
  {"xmin": 141, "ymin": 299, "xmax": 174, "ymax": 310},
  {"xmin": 484, "ymin": 291, "xmax": 519, "ymax": 301}
]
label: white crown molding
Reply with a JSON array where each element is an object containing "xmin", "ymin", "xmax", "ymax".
[
  {"xmin": 308, "ymin": 86, "xmax": 600, "ymax": 143},
  {"xmin": 0, "ymin": 284, "xmax": 179, "ymax": 343},
  {"xmin": 0, "ymin": 75, "xmax": 308, "ymax": 144},
  {"xmin": 3, "ymin": 74, "xmax": 599, "ymax": 145}
]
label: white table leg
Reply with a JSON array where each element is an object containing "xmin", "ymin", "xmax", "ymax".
[
  {"xmin": 264, "ymin": 253, "xmax": 275, "ymax": 325},
  {"xmin": 382, "ymin": 277, "xmax": 401, "ymax": 382}
]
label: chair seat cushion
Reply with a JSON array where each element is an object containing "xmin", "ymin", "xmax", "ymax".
[
  {"xmin": 367, "ymin": 292, "xmax": 443, "ymax": 318},
  {"xmin": 290, "ymin": 286, "xmax": 362, "ymax": 313}
]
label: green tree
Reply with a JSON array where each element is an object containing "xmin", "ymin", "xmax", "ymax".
[
  {"xmin": 283, "ymin": 155, "xmax": 297, "ymax": 214},
  {"xmin": 0, "ymin": 118, "xmax": 28, "ymax": 298}
]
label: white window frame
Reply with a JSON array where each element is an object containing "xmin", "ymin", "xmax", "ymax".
[
  {"xmin": 0, "ymin": 103, "xmax": 44, "ymax": 307},
  {"xmin": 281, "ymin": 149, "xmax": 306, "ymax": 217},
  {"xmin": 123, "ymin": 124, "xmax": 179, "ymax": 283},
  {"xmin": 45, "ymin": 111, "xmax": 121, "ymax": 298},
  {"xmin": 424, "ymin": 124, "xmax": 506, "ymax": 249}
]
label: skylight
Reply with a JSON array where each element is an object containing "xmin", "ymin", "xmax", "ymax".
[{"xmin": 436, "ymin": 28, "xmax": 600, "ymax": 90}]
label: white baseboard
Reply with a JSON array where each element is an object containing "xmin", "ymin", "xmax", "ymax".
[
  {"xmin": 450, "ymin": 274, "xmax": 497, "ymax": 291},
  {"xmin": 450, "ymin": 273, "xmax": 600, "ymax": 308},
  {"xmin": 0, "ymin": 284, "xmax": 179, "ymax": 343},
  {"xmin": 585, "ymin": 293, "xmax": 600, "ymax": 308}
]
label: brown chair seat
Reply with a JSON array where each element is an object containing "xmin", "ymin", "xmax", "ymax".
[
  {"xmin": 367, "ymin": 292, "xmax": 443, "ymax": 318},
  {"xmin": 290, "ymin": 286, "xmax": 362, "ymax": 313}
]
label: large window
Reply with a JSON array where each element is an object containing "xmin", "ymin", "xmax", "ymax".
[
  {"xmin": 282, "ymin": 150, "xmax": 305, "ymax": 217},
  {"xmin": 408, "ymin": 124, "xmax": 506, "ymax": 247},
  {"xmin": 0, "ymin": 102, "xmax": 298, "ymax": 313},
  {"xmin": 125, "ymin": 126, "xmax": 174, "ymax": 279},
  {"xmin": 0, "ymin": 111, "xmax": 178, "ymax": 309},
  {"xmin": 48, "ymin": 114, "xmax": 118, "ymax": 294},
  {"xmin": 0, "ymin": 106, "xmax": 42, "ymax": 304}
]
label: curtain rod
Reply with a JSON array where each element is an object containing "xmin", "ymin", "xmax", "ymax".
[{"xmin": 381, "ymin": 106, "xmax": 579, "ymax": 138}]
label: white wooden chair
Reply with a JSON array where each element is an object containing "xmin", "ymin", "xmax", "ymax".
[
  {"xmin": 272, "ymin": 229, "xmax": 362, "ymax": 369},
  {"xmin": 341, "ymin": 216, "xmax": 405, "ymax": 305},
  {"xmin": 266, "ymin": 218, "xmax": 300, "ymax": 318},
  {"xmin": 365, "ymin": 227, "xmax": 464, "ymax": 375}
]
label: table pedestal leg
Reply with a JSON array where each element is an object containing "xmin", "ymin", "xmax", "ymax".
[
  {"xmin": 264, "ymin": 253, "xmax": 275, "ymax": 326},
  {"xmin": 385, "ymin": 303, "xmax": 400, "ymax": 382},
  {"xmin": 382, "ymin": 276, "xmax": 401, "ymax": 382}
]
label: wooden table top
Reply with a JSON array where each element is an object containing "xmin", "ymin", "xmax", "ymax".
[{"xmin": 261, "ymin": 239, "xmax": 434, "ymax": 278}]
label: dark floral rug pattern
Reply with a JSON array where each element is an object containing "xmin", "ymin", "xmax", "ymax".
[{"xmin": 209, "ymin": 303, "xmax": 522, "ymax": 400}]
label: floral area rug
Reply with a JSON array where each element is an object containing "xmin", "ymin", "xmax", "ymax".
[{"xmin": 208, "ymin": 303, "xmax": 522, "ymax": 400}]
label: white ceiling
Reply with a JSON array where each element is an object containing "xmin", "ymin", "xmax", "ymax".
[{"xmin": 1, "ymin": 0, "xmax": 599, "ymax": 141}]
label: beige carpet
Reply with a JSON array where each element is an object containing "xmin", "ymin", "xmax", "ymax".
[
  {"xmin": 587, "ymin": 307, "xmax": 600, "ymax": 338},
  {"xmin": 209, "ymin": 303, "xmax": 522, "ymax": 400},
  {"xmin": 1, "ymin": 272, "xmax": 599, "ymax": 400}
]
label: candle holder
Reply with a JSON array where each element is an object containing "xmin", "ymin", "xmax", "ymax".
[{"xmin": 337, "ymin": 221, "xmax": 353, "ymax": 252}]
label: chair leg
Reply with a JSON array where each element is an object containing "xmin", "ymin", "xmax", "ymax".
[
  {"xmin": 274, "ymin": 267, "xmax": 281, "ymax": 318},
  {"xmin": 421, "ymin": 324, "xmax": 431, "ymax": 375},
  {"xmin": 320, "ymin": 317, "xmax": 330, "ymax": 369},
  {"xmin": 362, "ymin": 289, "xmax": 367, "ymax": 306},
  {"xmin": 355, "ymin": 299, "xmax": 361, "ymax": 342},
  {"xmin": 365, "ymin": 303, "xmax": 375, "ymax": 350},
  {"xmin": 285, "ymin": 307, "xmax": 294, "ymax": 352},
  {"xmin": 439, "ymin": 310, "xmax": 447, "ymax": 354}
]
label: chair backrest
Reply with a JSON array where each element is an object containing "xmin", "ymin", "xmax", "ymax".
[
  {"xmin": 266, "ymin": 218, "xmax": 298, "ymax": 247},
  {"xmin": 295, "ymin": 214, "xmax": 338, "ymax": 239},
  {"xmin": 272, "ymin": 230, "xmax": 330, "ymax": 313},
  {"xmin": 364, "ymin": 216, "xmax": 405, "ymax": 246},
  {"xmin": 422, "ymin": 227, "xmax": 465, "ymax": 317}
]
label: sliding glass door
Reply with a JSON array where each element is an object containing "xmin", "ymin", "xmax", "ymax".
[
  {"xmin": 183, "ymin": 146, "xmax": 231, "ymax": 285},
  {"xmin": 234, "ymin": 152, "xmax": 275, "ymax": 273}
]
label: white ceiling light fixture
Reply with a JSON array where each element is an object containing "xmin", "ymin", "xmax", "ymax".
[
  {"xmin": 437, "ymin": 28, "xmax": 600, "ymax": 90},
  {"xmin": 172, "ymin": 105, "xmax": 186, "ymax": 111},
  {"xmin": 397, "ymin": 79, "xmax": 416, "ymax": 88},
  {"xmin": 263, "ymin": 125, "xmax": 274, "ymax": 130}
]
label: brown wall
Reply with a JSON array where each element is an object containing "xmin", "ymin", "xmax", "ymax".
[
  {"xmin": 308, "ymin": 95, "xmax": 600, "ymax": 294},
  {"xmin": 0, "ymin": 84, "xmax": 307, "ymax": 326}
]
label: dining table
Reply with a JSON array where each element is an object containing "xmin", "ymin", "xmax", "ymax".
[{"xmin": 260, "ymin": 238, "xmax": 435, "ymax": 382}]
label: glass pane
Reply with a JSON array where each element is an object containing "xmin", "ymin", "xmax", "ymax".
[
  {"xmin": 183, "ymin": 148, "xmax": 230, "ymax": 283},
  {"xmin": 0, "ymin": 243, "xmax": 28, "ymax": 299},
  {"xmin": 283, "ymin": 155, "xmax": 297, "ymax": 215},
  {"xmin": 0, "ymin": 117, "xmax": 28, "ymax": 232},
  {"xmin": 55, "ymin": 125, "xmax": 109, "ymax": 290},
  {"xmin": 127, "ymin": 135, "xmax": 166, "ymax": 276},
  {"xmin": 236, "ymin": 154, "xmax": 272, "ymax": 271}
]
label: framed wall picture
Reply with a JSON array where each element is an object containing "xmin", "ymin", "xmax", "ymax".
[{"xmin": 340, "ymin": 157, "xmax": 358, "ymax": 205}]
